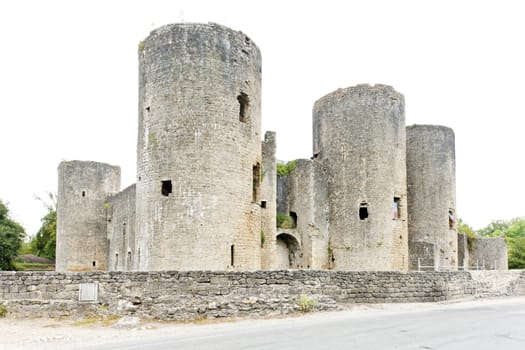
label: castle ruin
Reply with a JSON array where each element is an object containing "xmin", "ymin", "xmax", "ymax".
[{"xmin": 56, "ymin": 22, "xmax": 507, "ymax": 272}]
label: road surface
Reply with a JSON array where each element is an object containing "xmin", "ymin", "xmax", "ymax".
[{"xmin": 2, "ymin": 297, "xmax": 524, "ymax": 350}]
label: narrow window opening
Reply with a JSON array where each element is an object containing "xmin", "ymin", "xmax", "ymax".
[
  {"xmin": 82, "ymin": 191, "xmax": 86, "ymax": 197},
  {"xmin": 393, "ymin": 197, "xmax": 401, "ymax": 219},
  {"xmin": 92, "ymin": 261, "xmax": 96, "ymax": 267},
  {"xmin": 230, "ymin": 245, "xmax": 235, "ymax": 267},
  {"xmin": 123, "ymin": 222, "xmax": 126, "ymax": 236},
  {"xmin": 237, "ymin": 93, "xmax": 249, "ymax": 122},
  {"xmin": 145, "ymin": 106, "xmax": 150, "ymax": 112},
  {"xmin": 127, "ymin": 251, "xmax": 132, "ymax": 265},
  {"xmin": 161, "ymin": 180, "xmax": 172, "ymax": 197},
  {"xmin": 261, "ymin": 201, "xmax": 267, "ymax": 208},
  {"xmin": 252, "ymin": 163, "xmax": 260, "ymax": 202},
  {"xmin": 289, "ymin": 211, "xmax": 297, "ymax": 228},
  {"xmin": 449, "ymin": 210, "xmax": 456, "ymax": 229},
  {"xmin": 114, "ymin": 253, "xmax": 118, "ymax": 270},
  {"xmin": 359, "ymin": 203, "xmax": 368, "ymax": 220}
]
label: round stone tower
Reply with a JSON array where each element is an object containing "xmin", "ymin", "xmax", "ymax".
[
  {"xmin": 56, "ymin": 161, "xmax": 121, "ymax": 272},
  {"xmin": 313, "ymin": 84, "xmax": 408, "ymax": 271},
  {"xmin": 406, "ymin": 125, "xmax": 457, "ymax": 269},
  {"xmin": 135, "ymin": 23, "xmax": 262, "ymax": 270}
]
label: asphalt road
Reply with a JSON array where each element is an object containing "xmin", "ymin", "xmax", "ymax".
[{"xmin": 82, "ymin": 299, "xmax": 525, "ymax": 350}]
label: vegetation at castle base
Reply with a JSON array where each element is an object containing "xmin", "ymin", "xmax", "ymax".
[
  {"xmin": 0, "ymin": 304, "xmax": 7, "ymax": 317},
  {"xmin": 30, "ymin": 193, "xmax": 56, "ymax": 260},
  {"xmin": 0, "ymin": 200, "xmax": 26, "ymax": 271},
  {"xmin": 297, "ymin": 295, "xmax": 317, "ymax": 313},
  {"xmin": 277, "ymin": 160, "xmax": 297, "ymax": 177},
  {"xmin": 477, "ymin": 217, "xmax": 525, "ymax": 269},
  {"xmin": 276, "ymin": 213, "xmax": 294, "ymax": 229}
]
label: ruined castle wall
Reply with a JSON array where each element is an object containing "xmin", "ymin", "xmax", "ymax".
[
  {"xmin": 458, "ymin": 233, "xmax": 470, "ymax": 269},
  {"xmin": 261, "ymin": 132, "xmax": 277, "ymax": 269},
  {"xmin": 276, "ymin": 173, "xmax": 289, "ymax": 215},
  {"xmin": 280, "ymin": 160, "xmax": 313, "ymax": 269},
  {"xmin": 406, "ymin": 125, "xmax": 457, "ymax": 270},
  {"xmin": 469, "ymin": 237, "xmax": 508, "ymax": 270},
  {"xmin": 280, "ymin": 160, "xmax": 330, "ymax": 269},
  {"xmin": 106, "ymin": 184, "xmax": 136, "ymax": 271},
  {"xmin": 135, "ymin": 23, "xmax": 262, "ymax": 270},
  {"xmin": 312, "ymin": 84, "xmax": 408, "ymax": 271},
  {"xmin": 56, "ymin": 161, "xmax": 121, "ymax": 272}
]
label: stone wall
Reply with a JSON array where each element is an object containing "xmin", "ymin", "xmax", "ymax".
[
  {"xmin": 2, "ymin": 270, "xmax": 523, "ymax": 321},
  {"xmin": 458, "ymin": 233, "xmax": 469, "ymax": 269},
  {"xmin": 469, "ymin": 237, "xmax": 508, "ymax": 270},
  {"xmin": 260, "ymin": 132, "xmax": 277, "ymax": 269},
  {"xmin": 106, "ymin": 184, "xmax": 136, "ymax": 271}
]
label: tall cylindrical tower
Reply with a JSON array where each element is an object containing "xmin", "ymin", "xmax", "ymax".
[
  {"xmin": 406, "ymin": 125, "xmax": 457, "ymax": 269},
  {"xmin": 56, "ymin": 161, "xmax": 121, "ymax": 272},
  {"xmin": 135, "ymin": 23, "xmax": 262, "ymax": 270},
  {"xmin": 313, "ymin": 84, "xmax": 408, "ymax": 271}
]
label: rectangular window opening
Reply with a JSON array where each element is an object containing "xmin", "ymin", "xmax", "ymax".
[
  {"xmin": 252, "ymin": 163, "xmax": 261, "ymax": 202},
  {"xmin": 261, "ymin": 200, "xmax": 267, "ymax": 208},
  {"xmin": 289, "ymin": 211, "xmax": 297, "ymax": 228},
  {"xmin": 82, "ymin": 190, "xmax": 86, "ymax": 197},
  {"xmin": 359, "ymin": 203, "xmax": 368, "ymax": 220},
  {"xmin": 393, "ymin": 197, "xmax": 401, "ymax": 219},
  {"xmin": 230, "ymin": 245, "xmax": 235, "ymax": 267},
  {"xmin": 127, "ymin": 251, "xmax": 132, "ymax": 265},
  {"xmin": 92, "ymin": 260, "xmax": 96, "ymax": 267},
  {"xmin": 161, "ymin": 180, "xmax": 172, "ymax": 197},
  {"xmin": 449, "ymin": 210, "xmax": 456, "ymax": 229},
  {"xmin": 238, "ymin": 92, "xmax": 250, "ymax": 122}
]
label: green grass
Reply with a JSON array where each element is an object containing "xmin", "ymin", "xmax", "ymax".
[{"xmin": 13, "ymin": 262, "xmax": 55, "ymax": 271}]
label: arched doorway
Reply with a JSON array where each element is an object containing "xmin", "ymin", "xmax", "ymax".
[{"xmin": 276, "ymin": 233, "xmax": 301, "ymax": 269}]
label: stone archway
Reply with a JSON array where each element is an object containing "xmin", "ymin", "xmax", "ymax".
[{"xmin": 276, "ymin": 233, "xmax": 301, "ymax": 269}]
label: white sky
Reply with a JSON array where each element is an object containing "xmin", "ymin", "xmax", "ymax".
[{"xmin": 1, "ymin": 0, "xmax": 524, "ymax": 236}]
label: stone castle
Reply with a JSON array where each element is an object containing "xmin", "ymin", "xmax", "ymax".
[{"xmin": 56, "ymin": 22, "xmax": 507, "ymax": 272}]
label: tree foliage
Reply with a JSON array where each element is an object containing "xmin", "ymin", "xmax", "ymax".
[
  {"xmin": 0, "ymin": 200, "xmax": 26, "ymax": 270},
  {"xmin": 478, "ymin": 217, "xmax": 525, "ymax": 269},
  {"xmin": 30, "ymin": 194, "xmax": 57, "ymax": 260},
  {"xmin": 457, "ymin": 218, "xmax": 476, "ymax": 239},
  {"xmin": 277, "ymin": 160, "xmax": 297, "ymax": 177}
]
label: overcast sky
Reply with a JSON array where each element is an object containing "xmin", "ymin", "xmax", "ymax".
[{"xmin": 1, "ymin": 0, "xmax": 524, "ymax": 236}]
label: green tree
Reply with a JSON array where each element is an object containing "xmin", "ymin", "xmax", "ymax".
[
  {"xmin": 457, "ymin": 218, "xmax": 476, "ymax": 239},
  {"xmin": 0, "ymin": 200, "xmax": 26, "ymax": 270},
  {"xmin": 277, "ymin": 160, "xmax": 297, "ymax": 177},
  {"xmin": 31, "ymin": 194, "xmax": 57, "ymax": 260},
  {"xmin": 508, "ymin": 237, "xmax": 525, "ymax": 269}
]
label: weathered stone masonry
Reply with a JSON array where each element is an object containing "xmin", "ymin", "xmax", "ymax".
[{"xmin": 1, "ymin": 271, "xmax": 524, "ymax": 320}]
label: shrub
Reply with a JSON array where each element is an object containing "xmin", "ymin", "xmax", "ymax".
[
  {"xmin": 297, "ymin": 295, "xmax": 317, "ymax": 313},
  {"xmin": 276, "ymin": 213, "xmax": 294, "ymax": 229},
  {"xmin": 0, "ymin": 304, "xmax": 7, "ymax": 317}
]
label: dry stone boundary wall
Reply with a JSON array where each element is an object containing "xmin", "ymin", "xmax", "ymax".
[{"xmin": 1, "ymin": 270, "xmax": 524, "ymax": 321}]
